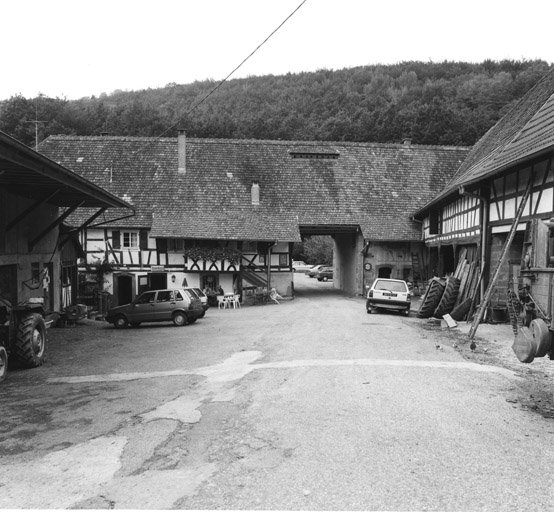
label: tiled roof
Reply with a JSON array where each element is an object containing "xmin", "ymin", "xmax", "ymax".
[
  {"xmin": 420, "ymin": 68, "xmax": 554, "ymax": 211},
  {"xmin": 39, "ymin": 136, "xmax": 469, "ymax": 241}
]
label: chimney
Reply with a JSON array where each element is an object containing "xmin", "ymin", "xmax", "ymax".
[
  {"xmin": 251, "ymin": 182, "xmax": 260, "ymax": 205},
  {"xmin": 178, "ymin": 129, "xmax": 186, "ymax": 174}
]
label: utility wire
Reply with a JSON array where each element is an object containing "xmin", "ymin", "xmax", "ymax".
[{"xmin": 153, "ymin": 0, "xmax": 308, "ymax": 140}]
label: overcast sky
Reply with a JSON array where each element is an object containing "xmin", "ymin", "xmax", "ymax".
[{"xmin": 3, "ymin": 0, "xmax": 554, "ymax": 101}]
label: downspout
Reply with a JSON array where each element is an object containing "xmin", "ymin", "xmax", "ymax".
[{"xmin": 459, "ymin": 186, "xmax": 489, "ymax": 300}]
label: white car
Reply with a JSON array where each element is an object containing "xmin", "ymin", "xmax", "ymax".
[
  {"xmin": 366, "ymin": 278, "xmax": 411, "ymax": 315},
  {"xmin": 292, "ymin": 260, "xmax": 313, "ymax": 273}
]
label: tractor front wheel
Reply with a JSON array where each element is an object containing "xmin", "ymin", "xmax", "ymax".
[{"xmin": 14, "ymin": 313, "xmax": 47, "ymax": 368}]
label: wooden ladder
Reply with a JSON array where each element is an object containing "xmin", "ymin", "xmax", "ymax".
[{"xmin": 411, "ymin": 252, "xmax": 424, "ymax": 293}]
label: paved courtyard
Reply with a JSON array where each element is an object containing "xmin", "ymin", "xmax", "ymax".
[{"xmin": 1, "ymin": 274, "xmax": 553, "ymax": 510}]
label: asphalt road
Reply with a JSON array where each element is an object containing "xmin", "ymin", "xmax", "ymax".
[{"xmin": 1, "ymin": 274, "xmax": 553, "ymax": 510}]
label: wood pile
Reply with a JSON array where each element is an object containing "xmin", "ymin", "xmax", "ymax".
[{"xmin": 450, "ymin": 247, "xmax": 481, "ymax": 321}]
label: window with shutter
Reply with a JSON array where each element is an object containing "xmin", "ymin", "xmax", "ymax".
[{"xmin": 120, "ymin": 231, "xmax": 139, "ymax": 249}]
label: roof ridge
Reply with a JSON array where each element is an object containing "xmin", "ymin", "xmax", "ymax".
[
  {"xmin": 459, "ymin": 90, "xmax": 554, "ymax": 180},
  {"xmin": 45, "ymin": 134, "xmax": 469, "ymax": 151}
]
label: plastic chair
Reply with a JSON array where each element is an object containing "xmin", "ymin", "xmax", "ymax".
[
  {"xmin": 216, "ymin": 295, "xmax": 227, "ymax": 309},
  {"xmin": 231, "ymin": 294, "xmax": 241, "ymax": 308}
]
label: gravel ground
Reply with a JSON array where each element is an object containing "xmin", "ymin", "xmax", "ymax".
[{"xmin": 411, "ymin": 313, "xmax": 554, "ymax": 420}]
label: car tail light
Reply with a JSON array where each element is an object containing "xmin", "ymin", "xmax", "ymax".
[{"xmin": 368, "ymin": 290, "xmax": 373, "ymax": 298}]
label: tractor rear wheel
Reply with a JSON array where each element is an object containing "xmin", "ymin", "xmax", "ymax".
[
  {"xmin": 433, "ymin": 276, "xmax": 461, "ymax": 318},
  {"xmin": 0, "ymin": 346, "xmax": 7, "ymax": 382},
  {"xmin": 14, "ymin": 313, "xmax": 47, "ymax": 368},
  {"xmin": 416, "ymin": 278, "xmax": 445, "ymax": 318}
]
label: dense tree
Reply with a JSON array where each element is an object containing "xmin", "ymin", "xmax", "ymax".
[
  {"xmin": 293, "ymin": 236, "xmax": 333, "ymax": 265},
  {"xmin": 1, "ymin": 60, "xmax": 552, "ymax": 148}
]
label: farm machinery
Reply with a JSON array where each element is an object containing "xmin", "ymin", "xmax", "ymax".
[{"xmin": 0, "ymin": 298, "xmax": 53, "ymax": 382}]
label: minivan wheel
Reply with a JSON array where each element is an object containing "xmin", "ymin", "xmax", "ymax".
[
  {"xmin": 113, "ymin": 315, "xmax": 128, "ymax": 329},
  {"xmin": 173, "ymin": 312, "xmax": 187, "ymax": 326}
]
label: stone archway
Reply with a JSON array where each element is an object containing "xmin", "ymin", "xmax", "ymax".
[{"xmin": 299, "ymin": 225, "xmax": 364, "ymax": 296}]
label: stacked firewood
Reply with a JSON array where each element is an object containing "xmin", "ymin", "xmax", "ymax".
[{"xmin": 449, "ymin": 247, "xmax": 481, "ymax": 321}]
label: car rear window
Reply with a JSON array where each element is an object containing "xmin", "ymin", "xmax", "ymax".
[
  {"xmin": 182, "ymin": 289, "xmax": 194, "ymax": 300},
  {"xmin": 374, "ymin": 280, "xmax": 407, "ymax": 292},
  {"xmin": 175, "ymin": 290, "xmax": 185, "ymax": 301}
]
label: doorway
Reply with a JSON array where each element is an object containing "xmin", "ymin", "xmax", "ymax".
[
  {"xmin": 115, "ymin": 274, "xmax": 134, "ymax": 306},
  {"xmin": 378, "ymin": 266, "xmax": 392, "ymax": 278}
]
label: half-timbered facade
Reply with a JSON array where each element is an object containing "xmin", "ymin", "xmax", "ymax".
[
  {"xmin": 39, "ymin": 133, "xmax": 469, "ymax": 306},
  {"xmin": 415, "ymin": 67, "xmax": 554, "ymax": 324}
]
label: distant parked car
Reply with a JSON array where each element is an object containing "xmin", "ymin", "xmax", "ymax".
[
  {"xmin": 316, "ymin": 266, "xmax": 333, "ymax": 281},
  {"xmin": 366, "ymin": 278, "xmax": 411, "ymax": 316},
  {"xmin": 187, "ymin": 288, "xmax": 209, "ymax": 318},
  {"xmin": 105, "ymin": 288, "xmax": 204, "ymax": 328},
  {"xmin": 292, "ymin": 260, "xmax": 313, "ymax": 273},
  {"xmin": 307, "ymin": 265, "xmax": 326, "ymax": 278}
]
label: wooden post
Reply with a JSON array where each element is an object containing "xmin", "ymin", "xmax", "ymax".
[{"xmin": 469, "ymin": 177, "xmax": 533, "ymax": 339}]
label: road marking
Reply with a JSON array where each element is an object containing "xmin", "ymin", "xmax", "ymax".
[
  {"xmin": 5, "ymin": 351, "xmax": 520, "ymax": 509},
  {"xmin": 47, "ymin": 350, "xmax": 519, "ymax": 384}
]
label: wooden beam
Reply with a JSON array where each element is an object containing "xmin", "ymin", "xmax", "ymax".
[
  {"xmin": 29, "ymin": 202, "xmax": 84, "ymax": 251},
  {"xmin": 6, "ymin": 191, "xmax": 59, "ymax": 231},
  {"xmin": 469, "ymin": 176, "xmax": 534, "ymax": 339}
]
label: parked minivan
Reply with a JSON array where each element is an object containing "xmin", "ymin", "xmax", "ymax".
[{"xmin": 105, "ymin": 288, "xmax": 204, "ymax": 328}]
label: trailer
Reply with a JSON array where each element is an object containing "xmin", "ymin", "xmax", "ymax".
[{"xmin": 508, "ymin": 218, "xmax": 554, "ymax": 363}]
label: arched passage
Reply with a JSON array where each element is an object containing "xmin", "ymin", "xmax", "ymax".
[{"xmin": 298, "ymin": 225, "xmax": 364, "ymax": 295}]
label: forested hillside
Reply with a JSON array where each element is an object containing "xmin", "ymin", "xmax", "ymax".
[{"xmin": 1, "ymin": 59, "xmax": 551, "ymax": 149}]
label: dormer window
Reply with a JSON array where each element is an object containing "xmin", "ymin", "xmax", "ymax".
[
  {"xmin": 289, "ymin": 151, "xmax": 339, "ymax": 159},
  {"xmin": 251, "ymin": 182, "xmax": 260, "ymax": 205}
]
